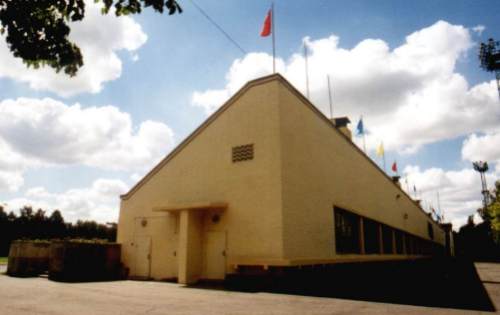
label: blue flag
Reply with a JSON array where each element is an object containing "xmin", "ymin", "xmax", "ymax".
[{"xmin": 356, "ymin": 118, "xmax": 364, "ymax": 136}]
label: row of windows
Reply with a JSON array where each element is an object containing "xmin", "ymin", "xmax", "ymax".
[{"xmin": 334, "ymin": 206, "xmax": 443, "ymax": 256}]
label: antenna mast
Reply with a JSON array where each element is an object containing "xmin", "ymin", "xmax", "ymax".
[
  {"xmin": 303, "ymin": 41, "xmax": 310, "ymax": 99},
  {"xmin": 327, "ymin": 75, "xmax": 333, "ymax": 119}
]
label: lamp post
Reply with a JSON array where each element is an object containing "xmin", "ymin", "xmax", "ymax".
[{"xmin": 473, "ymin": 161, "xmax": 490, "ymax": 217}]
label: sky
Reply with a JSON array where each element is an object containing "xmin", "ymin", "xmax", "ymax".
[{"xmin": 0, "ymin": 0, "xmax": 499, "ymax": 229}]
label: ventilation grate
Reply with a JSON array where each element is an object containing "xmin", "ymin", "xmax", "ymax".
[{"xmin": 232, "ymin": 144, "xmax": 254, "ymax": 162}]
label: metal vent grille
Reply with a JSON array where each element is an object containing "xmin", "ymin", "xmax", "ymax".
[{"xmin": 232, "ymin": 144, "xmax": 254, "ymax": 162}]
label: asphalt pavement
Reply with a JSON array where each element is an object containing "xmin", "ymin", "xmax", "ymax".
[{"xmin": 0, "ymin": 262, "xmax": 498, "ymax": 314}]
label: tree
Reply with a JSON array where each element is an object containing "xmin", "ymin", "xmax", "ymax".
[
  {"xmin": 0, "ymin": 204, "xmax": 119, "ymax": 256},
  {"xmin": 0, "ymin": 206, "xmax": 9, "ymax": 255},
  {"xmin": 455, "ymin": 180, "xmax": 500, "ymax": 261},
  {"xmin": 484, "ymin": 180, "xmax": 500, "ymax": 244},
  {"xmin": 48, "ymin": 210, "xmax": 66, "ymax": 238},
  {"xmin": 0, "ymin": 0, "xmax": 182, "ymax": 76}
]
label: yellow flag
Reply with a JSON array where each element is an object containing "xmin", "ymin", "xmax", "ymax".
[{"xmin": 376, "ymin": 142, "xmax": 384, "ymax": 157}]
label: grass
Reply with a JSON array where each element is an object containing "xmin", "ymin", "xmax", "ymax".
[{"xmin": 0, "ymin": 257, "xmax": 7, "ymax": 265}]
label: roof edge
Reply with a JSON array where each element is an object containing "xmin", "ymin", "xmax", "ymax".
[
  {"xmin": 120, "ymin": 73, "xmax": 285, "ymax": 200},
  {"xmin": 274, "ymin": 76, "xmax": 444, "ymax": 231},
  {"xmin": 121, "ymin": 73, "xmax": 444, "ymax": 232}
]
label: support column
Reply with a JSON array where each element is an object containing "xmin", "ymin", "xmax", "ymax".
[
  {"xmin": 402, "ymin": 233, "xmax": 407, "ymax": 255},
  {"xmin": 178, "ymin": 210, "xmax": 203, "ymax": 284},
  {"xmin": 391, "ymin": 230, "xmax": 396, "ymax": 254},
  {"xmin": 359, "ymin": 217, "xmax": 365, "ymax": 255},
  {"xmin": 378, "ymin": 224, "xmax": 383, "ymax": 254}
]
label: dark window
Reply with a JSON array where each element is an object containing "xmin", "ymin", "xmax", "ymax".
[
  {"xmin": 232, "ymin": 144, "xmax": 254, "ymax": 162},
  {"xmin": 395, "ymin": 230, "xmax": 404, "ymax": 254},
  {"xmin": 416, "ymin": 238, "xmax": 422, "ymax": 255},
  {"xmin": 381, "ymin": 224, "xmax": 393, "ymax": 254},
  {"xmin": 427, "ymin": 222, "xmax": 434, "ymax": 240},
  {"xmin": 410, "ymin": 235, "xmax": 417, "ymax": 255},
  {"xmin": 363, "ymin": 218, "xmax": 380, "ymax": 254},
  {"xmin": 405, "ymin": 233, "xmax": 412, "ymax": 255},
  {"xmin": 334, "ymin": 207, "xmax": 360, "ymax": 254}
]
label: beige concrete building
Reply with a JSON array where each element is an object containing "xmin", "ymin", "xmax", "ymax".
[{"xmin": 117, "ymin": 74, "xmax": 451, "ymax": 284}]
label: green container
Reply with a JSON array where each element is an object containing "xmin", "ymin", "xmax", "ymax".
[
  {"xmin": 49, "ymin": 240, "xmax": 123, "ymax": 282},
  {"xmin": 7, "ymin": 240, "xmax": 50, "ymax": 277}
]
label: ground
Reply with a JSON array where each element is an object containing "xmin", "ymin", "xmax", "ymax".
[{"xmin": 0, "ymin": 262, "xmax": 498, "ymax": 314}]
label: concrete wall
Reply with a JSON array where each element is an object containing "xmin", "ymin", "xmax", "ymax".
[
  {"xmin": 276, "ymin": 80, "xmax": 445, "ymax": 261},
  {"xmin": 118, "ymin": 75, "xmax": 448, "ymax": 281},
  {"xmin": 118, "ymin": 78, "xmax": 285, "ymax": 280},
  {"xmin": 178, "ymin": 211, "xmax": 203, "ymax": 284},
  {"xmin": 119, "ymin": 214, "xmax": 177, "ymax": 279}
]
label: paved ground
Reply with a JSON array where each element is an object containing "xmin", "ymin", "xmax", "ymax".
[{"xmin": 0, "ymin": 262, "xmax": 498, "ymax": 314}]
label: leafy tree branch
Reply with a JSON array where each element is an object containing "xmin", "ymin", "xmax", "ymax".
[{"xmin": 0, "ymin": 0, "xmax": 182, "ymax": 76}]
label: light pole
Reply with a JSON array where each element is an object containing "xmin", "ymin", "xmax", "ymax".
[
  {"xmin": 473, "ymin": 161, "xmax": 490, "ymax": 217},
  {"xmin": 479, "ymin": 38, "xmax": 500, "ymax": 99}
]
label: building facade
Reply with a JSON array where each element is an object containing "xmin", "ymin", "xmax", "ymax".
[{"xmin": 117, "ymin": 74, "xmax": 451, "ymax": 284}]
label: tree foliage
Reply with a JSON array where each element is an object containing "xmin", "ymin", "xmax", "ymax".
[
  {"xmin": 484, "ymin": 180, "xmax": 500, "ymax": 244},
  {"xmin": 0, "ymin": 204, "xmax": 117, "ymax": 256},
  {"xmin": 455, "ymin": 180, "xmax": 500, "ymax": 261},
  {"xmin": 0, "ymin": 0, "xmax": 182, "ymax": 76}
]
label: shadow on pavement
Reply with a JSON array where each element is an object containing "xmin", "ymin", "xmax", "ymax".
[{"xmin": 190, "ymin": 258, "xmax": 495, "ymax": 312}]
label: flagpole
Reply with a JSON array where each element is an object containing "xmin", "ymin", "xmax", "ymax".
[
  {"xmin": 437, "ymin": 190, "xmax": 443, "ymax": 222},
  {"xmin": 271, "ymin": 2, "xmax": 276, "ymax": 73},
  {"xmin": 361, "ymin": 115, "xmax": 366, "ymax": 153},
  {"xmin": 327, "ymin": 75, "xmax": 333, "ymax": 119},
  {"xmin": 382, "ymin": 142, "xmax": 386, "ymax": 172},
  {"xmin": 362, "ymin": 133, "xmax": 366, "ymax": 153},
  {"xmin": 304, "ymin": 41, "xmax": 310, "ymax": 99}
]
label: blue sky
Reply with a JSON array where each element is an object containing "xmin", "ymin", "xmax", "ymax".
[{"xmin": 0, "ymin": 0, "xmax": 499, "ymax": 228}]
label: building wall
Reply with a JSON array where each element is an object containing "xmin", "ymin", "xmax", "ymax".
[
  {"xmin": 117, "ymin": 79, "xmax": 285, "ymax": 279},
  {"xmin": 277, "ymin": 80, "xmax": 445, "ymax": 261}
]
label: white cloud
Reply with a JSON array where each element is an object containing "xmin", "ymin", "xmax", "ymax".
[
  {"xmin": 0, "ymin": 1, "xmax": 147, "ymax": 97},
  {"xmin": 192, "ymin": 52, "xmax": 286, "ymax": 114},
  {"xmin": 462, "ymin": 132, "xmax": 500, "ymax": 164},
  {"xmin": 462, "ymin": 128, "xmax": 500, "ymax": 173},
  {"xmin": 0, "ymin": 97, "xmax": 175, "ymax": 192},
  {"xmin": 402, "ymin": 165, "xmax": 498, "ymax": 230},
  {"xmin": 6, "ymin": 179, "xmax": 128, "ymax": 222},
  {"xmin": 0, "ymin": 170, "xmax": 24, "ymax": 193},
  {"xmin": 472, "ymin": 25, "xmax": 486, "ymax": 36},
  {"xmin": 370, "ymin": 79, "xmax": 499, "ymax": 153},
  {"xmin": 129, "ymin": 173, "xmax": 143, "ymax": 183},
  {"xmin": 0, "ymin": 139, "xmax": 37, "ymax": 192},
  {"xmin": 192, "ymin": 89, "xmax": 231, "ymax": 115},
  {"xmin": 191, "ymin": 21, "xmax": 498, "ymax": 154}
]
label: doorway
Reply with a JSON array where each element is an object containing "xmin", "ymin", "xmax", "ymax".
[
  {"xmin": 134, "ymin": 235, "xmax": 151, "ymax": 278},
  {"xmin": 204, "ymin": 231, "xmax": 226, "ymax": 280}
]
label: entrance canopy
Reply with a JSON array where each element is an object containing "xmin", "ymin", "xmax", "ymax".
[
  {"xmin": 152, "ymin": 201, "xmax": 228, "ymax": 284},
  {"xmin": 153, "ymin": 202, "xmax": 227, "ymax": 213}
]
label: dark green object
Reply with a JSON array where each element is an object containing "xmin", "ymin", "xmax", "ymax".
[
  {"xmin": 0, "ymin": 0, "xmax": 182, "ymax": 76},
  {"xmin": 7, "ymin": 240, "xmax": 51, "ymax": 277},
  {"xmin": 48, "ymin": 240, "xmax": 124, "ymax": 282}
]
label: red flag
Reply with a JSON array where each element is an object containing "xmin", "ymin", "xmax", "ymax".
[
  {"xmin": 260, "ymin": 10, "xmax": 272, "ymax": 37},
  {"xmin": 391, "ymin": 161, "xmax": 398, "ymax": 173}
]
